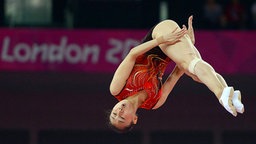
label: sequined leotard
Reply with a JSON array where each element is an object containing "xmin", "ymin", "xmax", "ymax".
[{"xmin": 115, "ymin": 27, "xmax": 171, "ymax": 109}]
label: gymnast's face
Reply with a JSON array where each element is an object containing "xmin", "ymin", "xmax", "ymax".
[{"xmin": 109, "ymin": 100, "xmax": 138, "ymax": 129}]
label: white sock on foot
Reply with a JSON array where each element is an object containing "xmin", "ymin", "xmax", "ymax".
[
  {"xmin": 219, "ymin": 87, "xmax": 237, "ymax": 116},
  {"xmin": 233, "ymin": 90, "xmax": 244, "ymax": 113}
]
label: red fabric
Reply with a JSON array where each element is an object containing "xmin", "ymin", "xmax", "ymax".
[{"xmin": 115, "ymin": 53, "xmax": 170, "ymax": 109}]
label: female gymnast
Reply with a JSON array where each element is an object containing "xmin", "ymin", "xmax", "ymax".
[{"xmin": 108, "ymin": 16, "xmax": 244, "ymax": 133}]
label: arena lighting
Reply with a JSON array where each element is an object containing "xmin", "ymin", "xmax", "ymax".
[
  {"xmin": 30, "ymin": 0, "xmax": 42, "ymax": 8},
  {"xmin": 159, "ymin": 1, "xmax": 169, "ymax": 21}
]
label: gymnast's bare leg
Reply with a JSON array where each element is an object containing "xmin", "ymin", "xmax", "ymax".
[{"xmin": 152, "ymin": 16, "xmax": 244, "ymax": 116}]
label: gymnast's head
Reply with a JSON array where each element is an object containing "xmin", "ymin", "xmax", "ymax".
[{"xmin": 108, "ymin": 99, "xmax": 138, "ymax": 133}]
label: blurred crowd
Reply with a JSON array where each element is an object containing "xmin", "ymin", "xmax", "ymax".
[
  {"xmin": 202, "ymin": 0, "xmax": 256, "ymax": 29},
  {"xmin": 1, "ymin": 0, "xmax": 256, "ymax": 30}
]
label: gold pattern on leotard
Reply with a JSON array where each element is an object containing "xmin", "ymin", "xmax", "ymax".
[{"xmin": 115, "ymin": 53, "xmax": 170, "ymax": 109}]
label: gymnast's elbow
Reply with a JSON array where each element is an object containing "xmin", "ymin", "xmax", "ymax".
[{"xmin": 127, "ymin": 48, "xmax": 138, "ymax": 60}]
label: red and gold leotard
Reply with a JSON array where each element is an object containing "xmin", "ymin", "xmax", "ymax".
[{"xmin": 115, "ymin": 27, "xmax": 171, "ymax": 109}]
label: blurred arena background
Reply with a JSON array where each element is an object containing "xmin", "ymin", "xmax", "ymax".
[{"xmin": 0, "ymin": 0, "xmax": 256, "ymax": 144}]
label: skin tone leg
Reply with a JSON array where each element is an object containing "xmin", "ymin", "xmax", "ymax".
[
  {"xmin": 152, "ymin": 18, "xmax": 238, "ymax": 116},
  {"xmin": 152, "ymin": 20, "xmax": 229, "ymax": 99},
  {"xmin": 193, "ymin": 60, "xmax": 224, "ymax": 98},
  {"xmin": 216, "ymin": 73, "xmax": 228, "ymax": 87}
]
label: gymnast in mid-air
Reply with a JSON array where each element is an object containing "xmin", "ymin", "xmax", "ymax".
[{"xmin": 108, "ymin": 15, "xmax": 244, "ymax": 133}]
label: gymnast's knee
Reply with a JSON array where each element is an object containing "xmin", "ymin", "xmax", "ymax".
[
  {"xmin": 188, "ymin": 58, "xmax": 215, "ymax": 76},
  {"xmin": 188, "ymin": 57, "xmax": 202, "ymax": 75}
]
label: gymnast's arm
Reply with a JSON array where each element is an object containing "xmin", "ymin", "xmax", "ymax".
[
  {"xmin": 152, "ymin": 65, "xmax": 184, "ymax": 109},
  {"xmin": 110, "ymin": 39, "xmax": 163, "ymax": 96},
  {"xmin": 110, "ymin": 28, "xmax": 187, "ymax": 96}
]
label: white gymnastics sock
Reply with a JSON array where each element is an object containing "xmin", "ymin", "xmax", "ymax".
[
  {"xmin": 232, "ymin": 90, "xmax": 244, "ymax": 114},
  {"xmin": 219, "ymin": 87, "xmax": 237, "ymax": 116}
]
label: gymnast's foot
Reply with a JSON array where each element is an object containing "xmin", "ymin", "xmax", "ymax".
[
  {"xmin": 232, "ymin": 90, "xmax": 244, "ymax": 114},
  {"xmin": 219, "ymin": 87, "xmax": 237, "ymax": 117}
]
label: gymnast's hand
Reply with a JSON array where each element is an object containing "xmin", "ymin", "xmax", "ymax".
[{"xmin": 156, "ymin": 26, "xmax": 187, "ymax": 45}]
